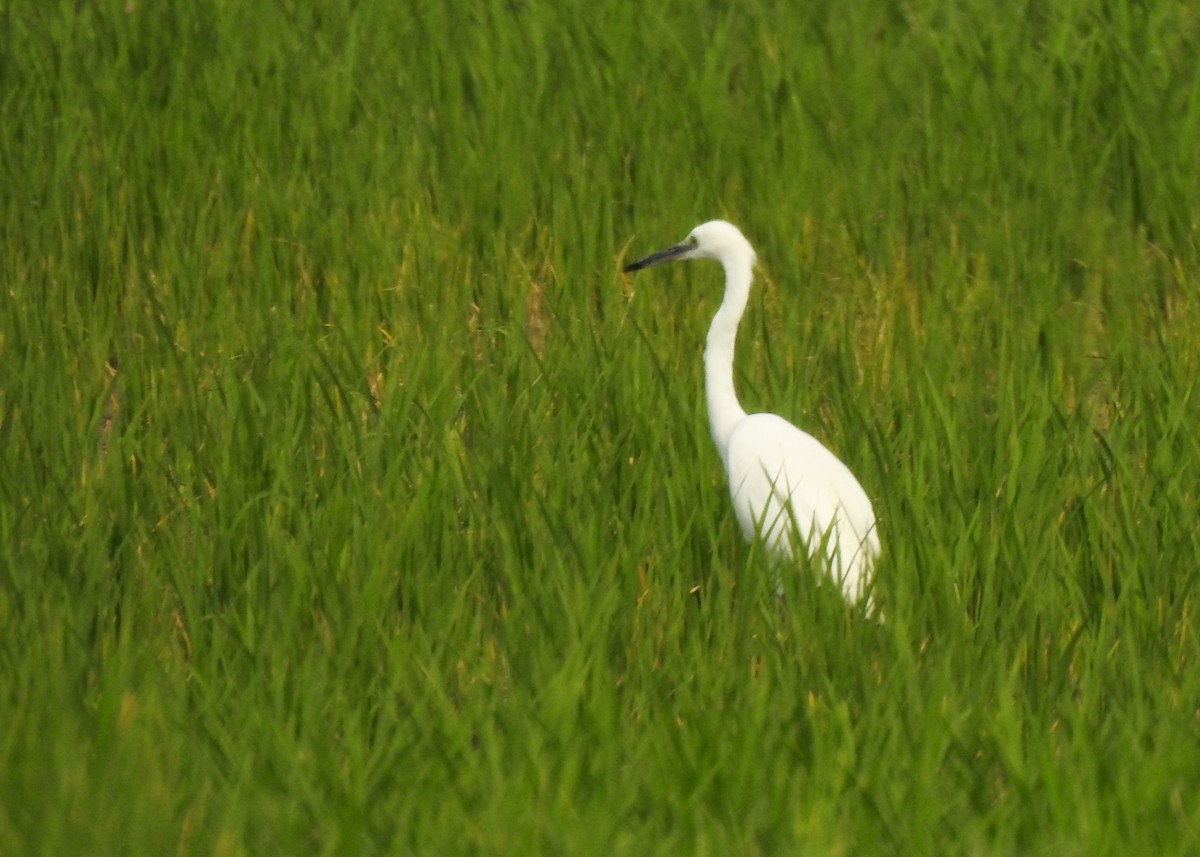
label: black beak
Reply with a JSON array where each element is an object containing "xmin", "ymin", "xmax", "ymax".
[{"xmin": 623, "ymin": 242, "xmax": 691, "ymax": 273}]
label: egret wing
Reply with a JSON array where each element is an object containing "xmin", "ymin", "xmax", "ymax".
[{"xmin": 724, "ymin": 413, "xmax": 877, "ymax": 597}]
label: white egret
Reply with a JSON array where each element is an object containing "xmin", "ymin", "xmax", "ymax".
[{"xmin": 623, "ymin": 220, "xmax": 879, "ymax": 603}]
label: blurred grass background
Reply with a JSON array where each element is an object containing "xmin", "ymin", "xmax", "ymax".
[{"xmin": 2, "ymin": 0, "xmax": 1199, "ymax": 853}]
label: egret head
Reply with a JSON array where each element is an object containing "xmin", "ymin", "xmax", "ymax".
[{"xmin": 623, "ymin": 220, "xmax": 756, "ymax": 273}]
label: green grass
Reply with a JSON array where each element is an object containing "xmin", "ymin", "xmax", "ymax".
[{"xmin": 3, "ymin": 0, "xmax": 1200, "ymax": 853}]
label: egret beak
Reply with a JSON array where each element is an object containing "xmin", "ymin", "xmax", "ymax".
[{"xmin": 623, "ymin": 241, "xmax": 692, "ymax": 273}]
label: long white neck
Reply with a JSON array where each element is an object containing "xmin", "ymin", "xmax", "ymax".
[{"xmin": 704, "ymin": 255, "xmax": 753, "ymax": 463}]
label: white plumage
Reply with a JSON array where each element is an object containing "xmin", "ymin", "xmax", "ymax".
[{"xmin": 624, "ymin": 220, "xmax": 879, "ymax": 602}]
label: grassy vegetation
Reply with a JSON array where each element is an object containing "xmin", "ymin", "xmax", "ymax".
[{"xmin": 2, "ymin": 0, "xmax": 1199, "ymax": 853}]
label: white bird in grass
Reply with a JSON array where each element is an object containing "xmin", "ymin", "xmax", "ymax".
[{"xmin": 623, "ymin": 220, "xmax": 879, "ymax": 603}]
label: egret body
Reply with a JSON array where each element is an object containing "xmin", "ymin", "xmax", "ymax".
[{"xmin": 623, "ymin": 221, "xmax": 879, "ymax": 602}]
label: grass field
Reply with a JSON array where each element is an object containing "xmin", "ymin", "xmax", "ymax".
[{"xmin": 3, "ymin": 0, "xmax": 1200, "ymax": 853}]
